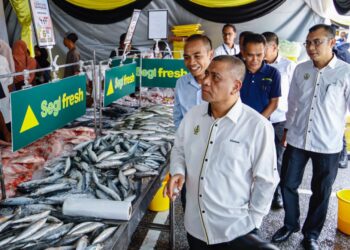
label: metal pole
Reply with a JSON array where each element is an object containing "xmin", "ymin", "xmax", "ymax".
[
  {"xmin": 139, "ymin": 54, "xmax": 143, "ymax": 108},
  {"xmin": 0, "ymin": 148, "xmax": 6, "ymax": 200},
  {"xmin": 92, "ymin": 50, "xmax": 97, "ymax": 137},
  {"xmin": 170, "ymin": 200, "xmax": 175, "ymax": 250},
  {"xmin": 98, "ymin": 62, "xmax": 103, "ymax": 136}
]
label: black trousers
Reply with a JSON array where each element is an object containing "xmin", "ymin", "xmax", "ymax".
[
  {"xmin": 187, "ymin": 230, "xmax": 279, "ymax": 250},
  {"xmin": 280, "ymin": 145, "xmax": 340, "ymax": 240}
]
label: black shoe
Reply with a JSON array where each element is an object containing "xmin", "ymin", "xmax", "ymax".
[
  {"xmin": 271, "ymin": 193, "xmax": 283, "ymax": 209},
  {"xmin": 339, "ymin": 163, "xmax": 348, "ymax": 169},
  {"xmin": 272, "ymin": 226, "xmax": 299, "ymax": 243},
  {"xmin": 301, "ymin": 238, "xmax": 319, "ymax": 250}
]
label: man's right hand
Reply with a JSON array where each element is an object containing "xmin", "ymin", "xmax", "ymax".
[
  {"xmin": 163, "ymin": 174, "xmax": 184, "ymax": 201},
  {"xmin": 281, "ymin": 130, "xmax": 287, "ymax": 148}
]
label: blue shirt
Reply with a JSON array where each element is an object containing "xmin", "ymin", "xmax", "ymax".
[
  {"xmin": 174, "ymin": 73, "xmax": 205, "ymax": 128},
  {"xmin": 240, "ymin": 62, "xmax": 281, "ymax": 114}
]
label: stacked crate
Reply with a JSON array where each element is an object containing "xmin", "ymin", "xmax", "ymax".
[{"xmin": 171, "ymin": 24, "xmax": 204, "ymax": 59}]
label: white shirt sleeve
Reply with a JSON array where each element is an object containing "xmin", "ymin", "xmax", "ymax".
[
  {"xmin": 173, "ymin": 80, "xmax": 183, "ymax": 129},
  {"xmin": 249, "ymin": 121, "xmax": 279, "ymax": 227},
  {"xmin": 285, "ymin": 66, "xmax": 299, "ymax": 130},
  {"xmin": 170, "ymin": 116, "xmax": 187, "ymax": 177}
]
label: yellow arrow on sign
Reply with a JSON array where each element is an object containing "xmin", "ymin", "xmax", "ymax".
[
  {"xmin": 20, "ymin": 105, "xmax": 39, "ymax": 133},
  {"xmin": 106, "ymin": 79, "xmax": 114, "ymax": 96}
]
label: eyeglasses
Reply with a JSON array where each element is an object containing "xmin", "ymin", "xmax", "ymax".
[{"xmin": 303, "ymin": 39, "xmax": 329, "ymax": 48}]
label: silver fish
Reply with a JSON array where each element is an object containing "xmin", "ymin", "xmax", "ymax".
[
  {"xmin": 69, "ymin": 222, "xmax": 104, "ymax": 236},
  {"xmin": 92, "ymin": 171, "xmax": 122, "ymax": 201},
  {"xmin": 76, "ymin": 235, "xmax": 89, "ymax": 250},
  {"xmin": 92, "ymin": 226, "xmax": 117, "ymax": 244},
  {"xmin": 24, "ymin": 222, "xmax": 63, "ymax": 242},
  {"xmin": 11, "ymin": 217, "xmax": 47, "ymax": 243},
  {"xmin": 29, "ymin": 183, "xmax": 71, "ymax": 197},
  {"xmin": 12, "ymin": 210, "xmax": 50, "ymax": 224},
  {"xmin": 64, "ymin": 157, "xmax": 71, "ymax": 175}
]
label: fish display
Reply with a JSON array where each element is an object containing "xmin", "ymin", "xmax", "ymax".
[
  {"xmin": 0, "ymin": 127, "xmax": 96, "ymax": 197},
  {"xmin": 0, "ymin": 104, "xmax": 175, "ymax": 249},
  {"xmin": 0, "ymin": 209, "xmax": 117, "ymax": 249}
]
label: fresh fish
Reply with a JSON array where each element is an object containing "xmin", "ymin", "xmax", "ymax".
[
  {"xmin": 124, "ymin": 194, "xmax": 137, "ymax": 202},
  {"xmin": 95, "ymin": 160, "xmax": 123, "ymax": 169},
  {"xmin": 68, "ymin": 221, "xmax": 95, "ymax": 235},
  {"xmin": 64, "ymin": 157, "xmax": 71, "ymax": 175},
  {"xmin": 69, "ymin": 222, "xmax": 104, "ymax": 236},
  {"xmin": 73, "ymin": 140, "xmax": 93, "ymax": 151},
  {"xmin": 76, "ymin": 235, "xmax": 89, "ymax": 250},
  {"xmin": 29, "ymin": 183, "xmax": 71, "ymax": 197},
  {"xmin": 10, "ymin": 217, "xmax": 47, "ymax": 243},
  {"xmin": 134, "ymin": 164, "xmax": 152, "ymax": 172},
  {"xmin": 92, "ymin": 171, "xmax": 122, "ymax": 200},
  {"xmin": 0, "ymin": 236, "xmax": 15, "ymax": 247},
  {"xmin": 134, "ymin": 170, "xmax": 159, "ymax": 178},
  {"xmin": 0, "ymin": 220, "xmax": 12, "ymax": 234},
  {"xmin": 24, "ymin": 222, "xmax": 63, "ymax": 242},
  {"xmin": 40, "ymin": 223, "xmax": 74, "ymax": 241},
  {"xmin": 123, "ymin": 168, "xmax": 137, "ymax": 176},
  {"xmin": 85, "ymin": 243, "xmax": 104, "ymax": 250},
  {"xmin": 118, "ymin": 170, "xmax": 129, "ymax": 190},
  {"xmin": 96, "ymin": 151, "xmax": 115, "ymax": 162},
  {"xmin": 17, "ymin": 172, "xmax": 63, "ymax": 190},
  {"xmin": 12, "ymin": 210, "xmax": 50, "ymax": 224},
  {"xmin": 92, "ymin": 226, "xmax": 117, "ymax": 244}
]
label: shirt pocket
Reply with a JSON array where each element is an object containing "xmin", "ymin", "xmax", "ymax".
[
  {"xmin": 217, "ymin": 140, "xmax": 249, "ymax": 170},
  {"xmin": 323, "ymin": 81, "xmax": 344, "ymax": 104}
]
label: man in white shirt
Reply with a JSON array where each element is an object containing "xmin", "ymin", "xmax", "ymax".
[
  {"xmin": 214, "ymin": 24, "xmax": 240, "ymax": 57},
  {"xmin": 166, "ymin": 55, "xmax": 279, "ymax": 249},
  {"xmin": 272, "ymin": 24, "xmax": 350, "ymax": 250},
  {"xmin": 174, "ymin": 34, "xmax": 213, "ymax": 210},
  {"xmin": 262, "ymin": 31, "xmax": 296, "ymax": 209}
]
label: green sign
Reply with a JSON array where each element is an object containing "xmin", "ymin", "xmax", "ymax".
[
  {"xmin": 140, "ymin": 59, "xmax": 188, "ymax": 88},
  {"xmin": 111, "ymin": 58, "xmax": 140, "ymax": 85},
  {"xmin": 112, "ymin": 58, "xmax": 188, "ymax": 88},
  {"xmin": 11, "ymin": 74, "xmax": 87, "ymax": 151},
  {"xmin": 104, "ymin": 63, "xmax": 137, "ymax": 107}
]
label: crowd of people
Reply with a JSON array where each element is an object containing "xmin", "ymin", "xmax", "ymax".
[
  {"xmin": 0, "ymin": 21, "xmax": 349, "ymax": 250},
  {"xmin": 166, "ymin": 23, "xmax": 350, "ymax": 250}
]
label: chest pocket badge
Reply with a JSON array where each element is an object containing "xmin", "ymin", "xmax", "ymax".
[{"xmin": 194, "ymin": 125, "xmax": 200, "ymax": 135}]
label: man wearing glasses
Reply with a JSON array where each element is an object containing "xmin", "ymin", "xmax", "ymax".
[{"xmin": 272, "ymin": 24, "xmax": 350, "ymax": 250}]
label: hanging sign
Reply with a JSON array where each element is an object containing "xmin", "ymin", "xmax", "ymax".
[
  {"xmin": 104, "ymin": 63, "xmax": 137, "ymax": 107},
  {"xmin": 141, "ymin": 59, "xmax": 188, "ymax": 88},
  {"xmin": 29, "ymin": 0, "xmax": 56, "ymax": 47},
  {"xmin": 124, "ymin": 9, "xmax": 141, "ymax": 45},
  {"xmin": 11, "ymin": 75, "xmax": 86, "ymax": 151}
]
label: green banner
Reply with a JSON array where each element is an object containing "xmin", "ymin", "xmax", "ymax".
[
  {"xmin": 140, "ymin": 59, "xmax": 188, "ymax": 88},
  {"xmin": 11, "ymin": 75, "xmax": 87, "ymax": 151},
  {"xmin": 104, "ymin": 63, "xmax": 137, "ymax": 107},
  {"xmin": 111, "ymin": 58, "xmax": 188, "ymax": 88},
  {"xmin": 111, "ymin": 58, "xmax": 140, "ymax": 85}
]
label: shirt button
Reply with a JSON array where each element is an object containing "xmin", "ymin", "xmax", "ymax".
[
  {"xmin": 215, "ymin": 124, "xmax": 218, "ymax": 127},
  {"xmin": 205, "ymin": 159, "xmax": 208, "ymax": 162},
  {"xmin": 202, "ymin": 210, "xmax": 205, "ymax": 213},
  {"xmin": 199, "ymin": 194, "xmax": 202, "ymax": 197},
  {"xmin": 201, "ymin": 177, "xmax": 204, "ymax": 180},
  {"xmin": 210, "ymin": 141, "xmax": 213, "ymax": 144},
  {"xmin": 311, "ymin": 107, "xmax": 314, "ymax": 110},
  {"xmin": 310, "ymin": 119, "xmax": 312, "ymax": 121},
  {"xmin": 308, "ymin": 130, "xmax": 311, "ymax": 133},
  {"xmin": 317, "ymin": 84, "xmax": 320, "ymax": 86},
  {"xmin": 314, "ymin": 95, "xmax": 317, "ymax": 98}
]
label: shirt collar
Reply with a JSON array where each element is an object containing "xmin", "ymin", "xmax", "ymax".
[
  {"xmin": 273, "ymin": 54, "xmax": 281, "ymax": 64},
  {"xmin": 247, "ymin": 61, "xmax": 269, "ymax": 74},
  {"xmin": 312, "ymin": 54, "xmax": 338, "ymax": 71},
  {"xmin": 327, "ymin": 54, "xmax": 337, "ymax": 69},
  {"xmin": 223, "ymin": 43, "xmax": 236, "ymax": 50},
  {"xmin": 205, "ymin": 98, "xmax": 243, "ymax": 124},
  {"xmin": 188, "ymin": 73, "xmax": 201, "ymax": 89}
]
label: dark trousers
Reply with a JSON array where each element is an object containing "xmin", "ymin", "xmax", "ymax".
[
  {"xmin": 280, "ymin": 144, "xmax": 340, "ymax": 240},
  {"xmin": 273, "ymin": 122, "xmax": 286, "ymax": 196},
  {"xmin": 187, "ymin": 230, "xmax": 279, "ymax": 250}
]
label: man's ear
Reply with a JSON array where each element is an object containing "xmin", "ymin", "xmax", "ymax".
[
  {"xmin": 232, "ymin": 79, "xmax": 242, "ymax": 94},
  {"xmin": 209, "ymin": 50, "xmax": 214, "ymax": 60}
]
